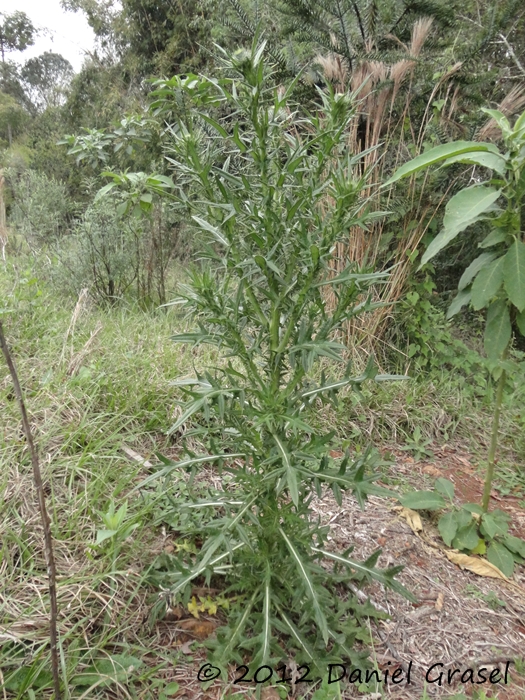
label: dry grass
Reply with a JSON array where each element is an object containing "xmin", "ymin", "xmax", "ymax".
[{"xmin": 315, "ymin": 21, "xmax": 525, "ymax": 364}]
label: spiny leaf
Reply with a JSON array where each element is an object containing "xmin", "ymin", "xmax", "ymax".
[
  {"xmin": 216, "ymin": 590, "xmax": 258, "ymax": 664},
  {"xmin": 279, "ymin": 528, "xmax": 329, "ymax": 643},
  {"xmin": 261, "ymin": 572, "xmax": 271, "ymax": 665},
  {"xmin": 276, "ymin": 606, "xmax": 315, "ymax": 661},
  {"xmin": 273, "ymin": 434, "xmax": 299, "ymax": 506},
  {"xmin": 133, "ymin": 453, "xmax": 244, "ymax": 490},
  {"xmin": 313, "ymin": 547, "xmax": 416, "ymax": 601}
]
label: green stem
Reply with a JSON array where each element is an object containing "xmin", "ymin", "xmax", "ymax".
[{"xmin": 481, "ymin": 347, "xmax": 508, "ymax": 512}]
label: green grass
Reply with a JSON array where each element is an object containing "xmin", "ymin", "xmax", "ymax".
[
  {"xmin": 0, "ymin": 262, "xmax": 208, "ymax": 697},
  {"xmin": 2, "ymin": 259, "xmax": 525, "ymax": 697}
]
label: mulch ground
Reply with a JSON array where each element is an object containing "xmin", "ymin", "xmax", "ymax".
[{"xmin": 155, "ymin": 446, "xmax": 525, "ymax": 700}]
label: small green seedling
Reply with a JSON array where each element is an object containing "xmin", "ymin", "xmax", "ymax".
[{"xmin": 93, "ymin": 500, "xmax": 139, "ymax": 569}]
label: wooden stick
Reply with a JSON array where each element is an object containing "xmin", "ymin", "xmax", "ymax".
[{"xmin": 0, "ymin": 320, "xmax": 61, "ymax": 699}]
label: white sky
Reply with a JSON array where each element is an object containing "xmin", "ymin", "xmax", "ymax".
[{"xmin": 2, "ymin": 0, "xmax": 96, "ymax": 72}]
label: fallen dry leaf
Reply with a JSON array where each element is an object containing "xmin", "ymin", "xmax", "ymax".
[
  {"xmin": 445, "ymin": 551, "xmax": 508, "ymax": 580},
  {"xmin": 399, "ymin": 507, "xmax": 423, "ymax": 534},
  {"xmin": 422, "ymin": 464, "xmax": 443, "ymax": 477},
  {"xmin": 435, "ymin": 592, "xmax": 444, "ymax": 611},
  {"xmin": 177, "ymin": 618, "xmax": 217, "ymax": 639}
]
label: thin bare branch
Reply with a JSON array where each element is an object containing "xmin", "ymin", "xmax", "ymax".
[
  {"xmin": 498, "ymin": 32, "xmax": 525, "ymax": 76},
  {"xmin": 0, "ymin": 321, "xmax": 61, "ymax": 700}
]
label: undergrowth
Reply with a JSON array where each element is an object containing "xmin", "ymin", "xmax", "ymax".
[{"xmin": 1, "ymin": 257, "xmax": 525, "ymax": 697}]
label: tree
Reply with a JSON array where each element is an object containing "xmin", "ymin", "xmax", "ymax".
[
  {"xmin": 21, "ymin": 52, "xmax": 74, "ymax": 113},
  {"xmin": 0, "ymin": 91, "xmax": 28, "ymax": 145},
  {"xmin": 63, "ymin": 0, "xmax": 211, "ymax": 79},
  {"xmin": 0, "ymin": 11, "xmax": 36, "ymax": 64}
]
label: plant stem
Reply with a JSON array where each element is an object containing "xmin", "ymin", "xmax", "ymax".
[
  {"xmin": 0, "ymin": 321, "xmax": 62, "ymax": 699},
  {"xmin": 481, "ymin": 349, "xmax": 508, "ymax": 513}
]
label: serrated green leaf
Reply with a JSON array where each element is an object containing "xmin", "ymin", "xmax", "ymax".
[
  {"xmin": 470, "ymin": 256, "xmax": 505, "ymax": 310},
  {"xmin": 458, "ymin": 253, "xmax": 498, "ymax": 291},
  {"xmin": 276, "ymin": 606, "xmax": 315, "ymax": 661},
  {"xmin": 273, "ymin": 434, "xmax": 299, "ymax": 506},
  {"xmin": 384, "ymin": 142, "xmax": 501, "ymax": 185},
  {"xmin": 438, "ymin": 512, "xmax": 458, "ymax": 547},
  {"xmin": 133, "ymin": 453, "xmax": 244, "ymax": 490},
  {"xmin": 421, "ymin": 186, "xmax": 501, "ymax": 265},
  {"xmin": 486, "ymin": 541, "xmax": 514, "ymax": 577},
  {"xmin": 216, "ymin": 590, "xmax": 258, "ymax": 665},
  {"xmin": 503, "ymin": 240, "xmax": 525, "ymax": 312},
  {"xmin": 452, "ymin": 520, "xmax": 480, "ymax": 551},
  {"xmin": 435, "ymin": 478, "xmax": 455, "ymax": 500},
  {"xmin": 261, "ymin": 572, "xmax": 271, "ymax": 665},
  {"xmin": 447, "ymin": 288, "xmax": 471, "ymax": 319},
  {"xmin": 399, "ymin": 491, "xmax": 446, "ymax": 510},
  {"xmin": 484, "ymin": 300, "xmax": 511, "ymax": 360}
]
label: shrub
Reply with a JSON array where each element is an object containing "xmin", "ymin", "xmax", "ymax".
[
  {"xmin": 6, "ymin": 167, "xmax": 73, "ymax": 246},
  {"xmin": 52, "ymin": 197, "xmax": 141, "ymax": 303},
  {"xmin": 52, "ymin": 196, "xmax": 188, "ymax": 306},
  {"xmin": 134, "ymin": 44, "xmax": 412, "ymax": 670}
]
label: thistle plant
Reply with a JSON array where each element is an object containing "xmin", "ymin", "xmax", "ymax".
[{"xmin": 124, "ymin": 43, "xmax": 412, "ymax": 669}]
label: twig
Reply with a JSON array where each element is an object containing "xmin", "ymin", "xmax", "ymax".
[
  {"xmin": 0, "ymin": 321, "xmax": 62, "ymax": 700},
  {"xmin": 498, "ymin": 33, "xmax": 525, "ymax": 77}
]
